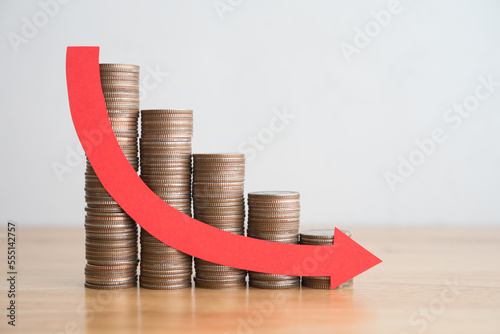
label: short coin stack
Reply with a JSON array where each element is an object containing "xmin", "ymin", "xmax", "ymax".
[
  {"xmin": 84, "ymin": 64, "xmax": 140, "ymax": 289},
  {"xmin": 300, "ymin": 229, "xmax": 353, "ymax": 289},
  {"xmin": 247, "ymin": 191, "xmax": 301, "ymax": 289},
  {"xmin": 192, "ymin": 154, "xmax": 247, "ymax": 289},
  {"xmin": 139, "ymin": 109, "xmax": 194, "ymax": 289}
]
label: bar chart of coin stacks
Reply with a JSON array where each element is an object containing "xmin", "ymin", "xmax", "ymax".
[{"xmin": 81, "ymin": 60, "xmax": 378, "ymax": 291}]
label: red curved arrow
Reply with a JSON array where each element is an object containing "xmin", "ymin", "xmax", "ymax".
[{"xmin": 66, "ymin": 46, "xmax": 381, "ymax": 289}]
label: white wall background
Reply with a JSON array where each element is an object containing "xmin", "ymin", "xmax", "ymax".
[{"xmin": 1, "ymin": 0, "xmax": 500, "ymax": 227}]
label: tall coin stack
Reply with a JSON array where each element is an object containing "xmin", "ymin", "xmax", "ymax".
[
  {"xmin": 247, "ymin": 191, "xmax": 301, "ymax": 289},
  {"xmin": 192, "ymin": 154, "xmax": 247, "ymax": 289},
  {"xmin": 84, "ymin": 64, "xmax": 140, "ymax": 289},
  {"xmin": 300, "ymin": 229, "xmax": 354, "ymax": 289},
  {"xmin": 139, "ymin": 109, "xmax": 193, "ymax": 289}
]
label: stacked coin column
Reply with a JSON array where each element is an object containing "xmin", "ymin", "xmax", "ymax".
[
  {"xmin": 84, "ymin": 64, "xmax": 140, "ymax": 289},
  {"xmin": 192, "ymin": 154, "xmax": 247, "ymax": 289},
  {"xmin": 139, "ymin": 109, "xmax": 193, "ymax": 290},
  {"xmin": 300, "ymin": 229, "xmax": 353, "ymax": 289},
  {"xmin": 247, "ymin": 191, "xmax": 301, "ymax": 289}
]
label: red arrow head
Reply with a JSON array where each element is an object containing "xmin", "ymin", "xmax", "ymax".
[{"xmin": 328, "ymin": 228, "xmax": 382, "ymax": 289}]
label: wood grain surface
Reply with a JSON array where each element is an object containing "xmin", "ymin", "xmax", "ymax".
[{"xmin": 0, "ymin": 226, "xmax": 499, "ymax": 333}]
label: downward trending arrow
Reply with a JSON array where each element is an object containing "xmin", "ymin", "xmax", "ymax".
[{"xmin": 66, "ymin": 46, "xmax": 382, "ymax": 289}]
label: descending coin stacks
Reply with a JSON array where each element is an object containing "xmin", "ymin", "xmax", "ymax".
[
  {"xmin": 300, "ymin": 229, "xmax": 354, "ymax": 289},
  {"xmin": 84, "ymin": 64, "xmax": 140, "ymax": 289},
  {"xmin": 247, "ymin": 191, "xmax": 301, "ymax": 289},
  {"xmin": 139, "ymin": 109, "xmax": 194, "ymax": 289},
  {"xmin": 192, "ymin": 154, "xmax": 247, "ymax": 289}
]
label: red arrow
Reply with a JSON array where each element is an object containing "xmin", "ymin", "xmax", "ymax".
[{"xmin": 66, "ymin": 46, "xmax": 381, "ymax": 289}]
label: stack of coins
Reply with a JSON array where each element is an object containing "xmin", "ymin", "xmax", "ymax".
[
  {"xmin": 139, "ymin": 109, "xmax": 193, "ymax": 289},
  {"xmin": 84, "ymin": 64, "xmax": 140, "ymax": 289},
  {"xmin": 300, "ymin": 229, "xmax": 354, "ymax": 289},
  {"xmin": 192, "ymin": 154, "xmax": 247, "ymax": 289},
  {"xmin": 247, "ymin": 191, "xmax": 301, "ymax": 289}
]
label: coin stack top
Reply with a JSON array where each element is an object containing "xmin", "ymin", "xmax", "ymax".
[
  {"xmin": 139, "ymin": 109, "xmax": 193, "ymax": 290},
  {"xmin": 247, "ymin": 191, "xmax": 301, "ymax": 289},
  {"xmin": 192, "ymin": 153, "xmax": 247, "ymax": 289},
  {"xmin": 84, "ymin": 64, "xmax": 140, "ymax": 289},
  {"xmin": 299, "ymin": 229, "xmax": 353, "ymax": 289}
]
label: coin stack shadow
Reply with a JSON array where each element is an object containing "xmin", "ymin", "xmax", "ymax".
[
  {"xmin": 300, "ymin": 229, "xmax": 353, "ymax": 289},
  {"xmin": 84, "ymin": 64, "xmax": 140, "ymax": 289},
  {"xmin": 139, "ymin": 109, "xmax": 194, "ymax": 289},
  {"xmin": 247, "ymin": 191, "xmax": 301, "ymax": 289},
  {"xmin": 192, "ymin": 154, "xmax": 247, "ymax": 289}
]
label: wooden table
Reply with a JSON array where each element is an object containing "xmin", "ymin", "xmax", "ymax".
[{"xmin": 1, "ymin": 226, "xmax": 499, "ymax": 333}]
